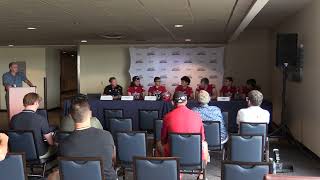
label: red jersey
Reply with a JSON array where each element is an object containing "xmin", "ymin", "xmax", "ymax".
[
  {"xmin": 148, "ymin": 85, "xmax": 167, "ymax": 95},
  {"xmin": 196, "ymin": 84, "xmax": 215, "ymax": 95},
  {"xmin": 175, "ymin": 85, "xmax": 193, "ymax": 98},
  {"xmin": 220, "ymin": 86, "xmax": 236, "ymax": 97},
  {"xmin": 161, "ymin": 106, "xmax": 205, "ymax": 158},
  {"xmin": 127, "ymin": 86, "xmax": 145, "ymax": 99}
]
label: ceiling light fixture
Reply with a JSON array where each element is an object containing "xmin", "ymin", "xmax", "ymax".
[
  {"xmin": 174, "ymin": 24, "xmax": 184, "ymax": 28},
  {"xmin": 81, "ymin": 40, "xmax": 88, "ymax": 43},
  {"xmin": 185, "ymin": 39, "xmax": 192, "ymax": 42},
  {"xmin": 8, "ymin": 44, "xmax": 14, "ymax": 47},
  {"xmin": 27, "ymin": 27, "xmax": 37, "ymax": 30}
]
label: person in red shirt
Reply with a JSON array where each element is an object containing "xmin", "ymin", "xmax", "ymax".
[
  {"xmin": 127, "ymin": 76, "xmax": 145, "ymax": 100},
  {"xmin": 196, "ymin": 78, "xmax": 218, "ymax": 100},
  {"xmin": 240, "ymin": 79, "xmax": 261, "ymax": 99},
  {"xmin": 148, "ymin": 77, "xmax": 167, "ymax": 100},
  {"xmin": 174, "ymin": 76, "xmax": 194, "ymax": 99},
  {"xmin": 220, "ymin": 77, "xmax": 236, "ymax": 98},
  {"xmin": 159, "ymin": 92, "xmax": 208, "ymax": 179}
]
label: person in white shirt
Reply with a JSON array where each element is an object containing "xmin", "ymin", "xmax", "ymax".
[{"xmin": 237, "ymin": 90, "xmax": 270, "ymax": 127}]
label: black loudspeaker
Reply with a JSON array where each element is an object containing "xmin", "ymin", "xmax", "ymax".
[{"xmin": 276, "ymin": 33, "xmax": 298, "ymax": 67}]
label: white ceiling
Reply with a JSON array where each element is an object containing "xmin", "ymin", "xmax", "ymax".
[{"xmin": 0, "ymin": 0, "xmax": 314, "ymax": 46}]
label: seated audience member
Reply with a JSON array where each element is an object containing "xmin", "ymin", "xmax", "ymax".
[
  {"xmin": 127, "ymin": 76, "xmax": 145, "ymax": 100},
  {"xmin": 237, "ymin": 90, "xmax": 270, "ymax": 126},
  {"xmin": 174, "ymin": 76, "xmax": 194, "ymax": 99},
  {"xmin": 195, "ymin": 78, "xmax": 218, "ymax": 99},
  {"xmin": 148, "ymin": 77, "xmax": 167, "ymax": 100},
  {"xmin": 220, "ymin": 77, "xmax": 236, "ymax": 98},
  {"xmin": 193, "ymin": 90, "xmax": 228, "ymax": 144},
  {"xmin": 10, "ymin": 93, "xmax": 56, "ymax": 159},
  {"xmin": 103, "ymin": 77, "xmax": 123, "ymax": 99},
  {"xmin": 0, "ymin": 133, "xmax": 8, "ymax": 161},
  {"xmin": 240, "ymin": 78, "xmax": 261, "ymax": 99},
  {"xmin": 59, "ymin": 94, "xmax": 117, "ymax": 179},
  {"xmin": 60, "ymin": 94, "xmax": 103, "ymax": 131},
  {"xmin": 160, "ymin": 92, "xmax": 208, "ymax": 161}
]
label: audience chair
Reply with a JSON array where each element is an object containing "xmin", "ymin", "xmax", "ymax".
[
  {"xmin": 103, "ymin": 109, "xmax": 124, "ymax": 130},
  {"xmin": 7, "ymin": 130, "xmax": 56, "ymax": 178},
  {"xmin": 264, "ymin": 174, "xmax": 320, "ymax": 180},
  {"xmin": 55, "ymin": 131, "xmax": 72, "ymax": 143},
  {"xmin": 222, "ymin": 111, "xmax": 229, "ymax": 131},
  {"xmin": 116, "ymin": 131, "xmax": 147, "ymax": 180},
  {"xmin": 153, "ymin": 119, "xmax": 163, "ymax": 156},
  {"xmin": 0, "ymin": 153, "xmax": 27, "ymax": 180},
  {"xmin": 109, "ymin": 118, "xmax": 133, "ymax": 138},
  {"xmin": 240, "ymin": 122, "xmax": 269, "ymax": 160},
  {"xmin": 59, "ymin": 157, "xmax": 104, "ymax": 180},
  {"xmin": 169, "ymin": 133, "xmax": 205, "ymax": 179},
  {"xmin": 138, "ymin": 109, "xmax": 159, "ymax": 132},
  {"xmin": 229, "ymin": 135, "xmax": 264, "ymax": 162},
  {"xmin": 133, "ymin": 157, "xmax": 180, "ymax": 180},
  {"xmin": 222, "ymin": 161, "xmax": 272, "ymax": 180},
  {"xmin": 203, "ymin": 121, "xmax": 226, "ymax": 160}
]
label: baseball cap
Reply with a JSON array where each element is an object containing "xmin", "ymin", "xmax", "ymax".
[
  {"xmin": 132, "ymin": 76, "xmax": 140, "ymax": 81},
  {"xmin": 173, "ymin": 92, "xmax": 187, "ymax": 103}
]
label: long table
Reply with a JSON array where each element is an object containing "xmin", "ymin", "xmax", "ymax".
[{"xmin": 63, "ymin": 96, "xmax": 272, "ymax": 133}]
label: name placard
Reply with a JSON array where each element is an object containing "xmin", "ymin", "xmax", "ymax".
[
  {"xmin": 100, "ymin": 95, "xmax": 113, "ymax": 101},
  {"xmin": 121, "ymin": 96, "xmax": 134, "ymax": 101},
  {"xmin": 144, "ymin": 96, "xmax": 157, "ymax": 101},
  {"xmin": 217, "ymin": 97, "xmax": 231, "ymax": 101}
]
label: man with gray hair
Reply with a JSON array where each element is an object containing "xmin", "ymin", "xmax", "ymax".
[{"xmin": 236, "ymin": 90, "xmax": 270, "ymax": 125}]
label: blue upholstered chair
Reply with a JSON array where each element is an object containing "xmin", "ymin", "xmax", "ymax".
[
  {"xmin": 103, "ymin": 109, "xmax": 123, "ymax": 130},
  {"xmin": 59, "ymin": 157, "xmax": 104, "ymax": 180},
  {"xmin": 169, "ymin": 133, "xmax": 205, "ymax": 178},
  {"xmin": 203, "ymin": 121, "xmax": 226, "ymax": 160},
  {"xmin": 222, "ymin": 111, "xmax": 229, "ymax": 131},
  {"xmin": 154, "ymin": 119, "xmax": 163, "ymax": 142},
  {"xmin": 133, "ymin": 157, "xmax": 180, "ymax": 180},
  {"xmin": 222, "ymin": 161, "xmax": 271, "ymax": 180},
  {"xmin": 0, "ymin": 153, "xmax": 27, "ymax": 180},
  {"xmin": 116, "ymin": 131, "xmax": 147, "ymax": 180},
  {"xmin": 138, "ymin": 109, "xmax": 159, "ymax": 131},
  {"xmin": 7, "ymin": 130, "xmax": 56, "ymax": 177},
  {"xmin": 109, "ymin": 118, "xmax": 132, "ymax": 138},
  {"xmin": 55, "ymin": 131, "xmax": 72, "ymax": 143},
  {"xmin": 230, "ymin": 135, "xmax": 264, "ymax": 162}
]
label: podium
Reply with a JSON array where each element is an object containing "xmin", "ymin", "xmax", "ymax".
[{"xmin": 8, "ymin": 87, "xmax": 36, "ymax": 120}]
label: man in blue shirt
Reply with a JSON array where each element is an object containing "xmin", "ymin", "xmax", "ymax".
[{"xmin": 2, "ymin": 62, "xmax": 34, "ymax": 108}]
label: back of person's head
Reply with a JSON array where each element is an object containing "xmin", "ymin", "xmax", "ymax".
[
  {"xmin": 70, "ymin": 94, "xmax": 91, "ymax": 123},
  {"xmin": 181, "ymin": 76, "xmax": 191, "ymax": 85},
  {"xmin": 200, "ymin": 78, "xmax": 209, "ymax": 85},
  {"xmin": 173, "ymin": 92, "xmax": 188, "ymax": 105},
  {"xmin": 197, "ymin": 90, "xmax": 210, "ymax": 105},
  {"xmin": 248, "ymin": 90, "xmax": 263, "ymax": 106},
  {"xmin": 23, "ymin": 93, "xmax": 42, "ymax": 107}
]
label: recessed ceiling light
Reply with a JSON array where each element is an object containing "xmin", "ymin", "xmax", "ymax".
[
  {"xmin": 71, "ymin": 54, "xmax": 75, "ymax": 57},
  {"xmin": 81, "ymin": 40, "xmax": 87, "ymax": 43},
  {"xmin": 185, "ymin": 39, "xmax": 192, "ymax": 42},
  {"xmin": 8, "ymin": 44, "xmax": 14, "ymax": 47},
  {"xmin": 27, "ymin": 27, "xmax": 37, "ymax": 30},
  {"xmin": 174, "ymin": 24, "xmax": 184, "ymax": 28}
]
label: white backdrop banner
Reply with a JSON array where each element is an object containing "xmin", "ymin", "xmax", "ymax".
[{"xmin": 129, "ymin": 47, "xmax": 225, "ymax": 93}]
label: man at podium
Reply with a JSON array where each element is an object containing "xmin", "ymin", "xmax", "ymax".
[{"xmin": 2, "ymin": 62, "xmax": 34, "ymax": 108}]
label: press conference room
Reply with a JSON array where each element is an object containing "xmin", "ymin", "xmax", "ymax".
[{"xmin": 0, "ymin": 0, "xmax": 320, "ymax": 180}]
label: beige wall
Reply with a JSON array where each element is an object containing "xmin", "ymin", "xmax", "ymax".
[
  {"xmin": 225, "ymin": 29, "xmax": 272, "ymax": 99},
  {"xmin": 45, "ymin": 48, "xmax": 60, "ymax": 109},
  {"xmin": 0, "ymin": 48, "xmax": 46, "ymax": 110},
  {"xmin": 272, "ymin": 0, "xmax": 320, "ymax": 156}
]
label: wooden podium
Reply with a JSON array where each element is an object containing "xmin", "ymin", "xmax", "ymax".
[{"xmin": 8, "ymin": 87, "xmax": 36, "ymax": 120}]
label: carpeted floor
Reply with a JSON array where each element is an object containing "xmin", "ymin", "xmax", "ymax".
[{"xmin": 1, "ymin": 110, "xmax": 320, "ymax": 180}]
